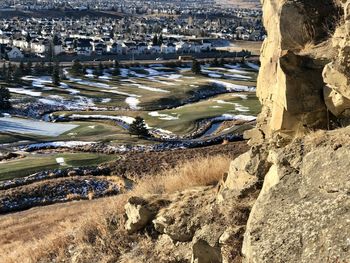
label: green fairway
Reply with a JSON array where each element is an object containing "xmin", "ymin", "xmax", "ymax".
[
  {"xmin": 142, "ymin": 93, "xmax": 261, "ymax": 134},
  {"xmin": 0, "ymin": 153, "xmax": 116, "ymax": 181}
]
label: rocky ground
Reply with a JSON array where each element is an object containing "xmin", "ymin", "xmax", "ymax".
[{"xmin": 119, "ymin": 126, "xmax": 350, "ymax": 263}]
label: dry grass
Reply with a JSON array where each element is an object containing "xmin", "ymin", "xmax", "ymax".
[
  {"xmin": 0, "ymin": 154, "xmax": 233, "ymax": 263},
  {"xmin": 132, "ymin": 155, "xmax": 231, "ymax": 196}
]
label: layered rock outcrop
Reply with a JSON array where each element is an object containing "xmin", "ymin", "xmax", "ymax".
[
  {"xmin": 241, "ymin": 0, "xmax": 350, "ymax": 261},
  {"xmin": 248, "ymin": 0, "xmax": 342, "ymax": 143},
  {"xmin": 122, "ymin": 1, "xmax": 350, "ymax": 262},
  {"xmin": 242, "ymin": 128, "xmax": 350, "ymax": 262}
]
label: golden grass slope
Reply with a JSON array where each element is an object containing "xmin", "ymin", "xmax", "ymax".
[{"xmin": 0, "ymin": 155, "xmax": 233, "ymax": 263}]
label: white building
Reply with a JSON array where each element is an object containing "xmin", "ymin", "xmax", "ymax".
[{"xmin": 31, "ymin": 41, "xmax": 48, "ymax": 54}]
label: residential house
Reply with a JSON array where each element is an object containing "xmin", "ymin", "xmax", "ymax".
[
  {"xmin": 108, "ymin": 42, "xmax": 123, "ymax": 54},
  {"xmin": 122, "ymin": 41, "xmax": 137, "ymax": 54},
  {"xmin": 161, "ymin": 42, "xmax": 176, "ymax": 54},
  {"xmin": 176, "ymin": 41, "xmax": 190, "ymax": 53},
  {"xmin": 148, "ymin": 44, "xmax": 161, "ymax": 54},
  {"xmin": 94, "ymin": 42, "xmax": 107, "ymax": 55},
  {"xmin": 137, "ymin": 42, "xmax": 148, "ymax": 54},
  {"xmin": 76, "ymin": 39, "xmax": 93, "ymax": 56},
  {"xmin": 6, "ymin": 46, "xmax": 24, "ymax": 59},
  {"xmin": 31, "ymin": 39, "xmax": 49, "ymax": 54}
]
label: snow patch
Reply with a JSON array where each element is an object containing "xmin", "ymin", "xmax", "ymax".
[
  {"xmin": 26, "ymin": 141, "xmax": 95, "ymax": 150},
  {"xmin": 148, "ymin": 111, "xmax": 179, "ymax": 121},
  {"xmin": 123, "ymin": 83, "xmax": 170, "ymax": 93},
  {"xmin": 210, "ymin": 80, "xmax": 255, "ymax": 92},
  {"xmin": 245, "ymin": 62, "xmax": 260, "ymax": 71},
  {"xmin": 69, "ymin": 114, "xmax": 136, "ymax": 124},
  {"xmin": 212, "ymin": 114, "xmax": 256, "ymax": 122},
  {"xmin": 9, "ymin": 88, "xmax": 42, "ymax": 97},
  {"xmin": 125, "ymin": 97, "xmax": 141, "ymax": 110}
]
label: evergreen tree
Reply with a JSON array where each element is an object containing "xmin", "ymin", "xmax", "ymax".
[
  {"xmin": 34, "ymin": 62, "xmax": 41, "ymax": 75},
  {"xmin": 0, "ymin": 86, "xmax": 11, "ymax": 110},
  {"xmin": 82, "ymin": 65, "xmax": 87, "ymax": 75},
  {"xmin": 47, "ymin": 62, "xmax": 53, "ymax": 75},
  {"xmin": 1, "ymin": 64, "xmax": 6, "ymax": 80},
  {"xmin": 158, "ymin": 34, "xmax": 163, "ymax": 45},
  {"xmin": 97, "ymin": 62, "xmax": 104, "ymax": 76},
  {"xmin": 152, "ymin": 34, "xmax": 158, "ymax": 46},
  {"xmin": 40, "ymin": 61, "xmax": 45, "ymax": 73},
  {"xmin": 71, "ymin": 60, "xmax": 83, "ymax": 75},
  {"xmin": 113, "ymin": 60, "xmax": 120, "ymax": 76},
  {"xmin": 26, "ymin": 33, "xmax": 31, "ymax": 43},
  {"xmin": 6, "ymin": 63, "xmax": 12, "ymax": 82},
  {"xmin": 13, "ymin": 65, "xmax": 22, "ymax": 83},
  {"xmin": 26, "ymin": 61, "xmax": 32, "ymax": 75},
  {"xmin": 19, "ymin": 61, "xmax": 25, "ymax": 75},
  {"xmin": 191, "ymin": 59, "xmax": 201, "ymax": 75},
  {"xmin": 52, "ymin": 61, "xmax": 60, "ymax": 86},
  {"xmin": 218, "ymin": 58, "xmax": 225, "ymax": 66},
  {"xmin": 211, "ymin": 58, "xmax": 219, "ymax": 67},
  {"xmin": 129, "ymin": 117, "xmax": 150, "ymax": 137}
]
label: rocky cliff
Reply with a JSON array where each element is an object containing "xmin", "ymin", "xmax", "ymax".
[{"xmin": 122, "ymin": 1, "xmax": 350, "ymax": 262}]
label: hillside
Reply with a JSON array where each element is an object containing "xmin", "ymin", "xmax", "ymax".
[{"xmin": 2, "ymin": 0, "xmax": 350, "ymax": 262}]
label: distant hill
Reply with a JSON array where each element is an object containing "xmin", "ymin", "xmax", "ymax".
[{"xmin": 216, "ymin": 0, "xmax": 261, "ymax": 8}]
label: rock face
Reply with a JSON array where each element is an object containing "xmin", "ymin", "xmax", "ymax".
[
  {"xmin": 323, "ymin": 1, "xmax": 350, "ymax": 123},
  {"xmin": 242, "ymin": 128, "xmax": 350, "ymax": 262},
  {"xmin": 240, "ymin": 0, "xmax": 350, "ymax": 262},
  {"xmin": 250, "ymin": 0, "xmax": 342, "ymax": 143}
]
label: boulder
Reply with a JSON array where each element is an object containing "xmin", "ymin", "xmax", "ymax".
[
  {"xmin": 124, "ymin": 196, "xmax": 154, "ymax": 234},
  {"xmin": 323, "ymin": 85, "xmax": 350, "ymax": 117},
  {"xmin": 217, "ymin": 152, "xmax": 258, "ymax": 203},
  {"xmin": 191, "ymin": 224, "xmax": 223, "ymax": 263},
  {"xmin": 219, "ymin": 226, "xmax": 245, "ymax": 263}
]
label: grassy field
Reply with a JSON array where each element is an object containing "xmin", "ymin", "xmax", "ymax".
[
  {"xmin": 143, "ymin": 93, "xmax": 260, "ymax": 134},
  {"xmin": 0, "ymin": 120, "xmax": 153, "ymax": 146},
  {"xmin": 0, "ymin": 153, "xmax": 116, "ymax": 181},
  {"xmin": 13, "ymin": 63, "xmax": 257, "ymax": 110},
  {"xmin": 216, "ymin": 41, "xmax": 263, "ymax": 55},
  {"xmin": 2, "ymin": 62, "xmax": 260, "ymax": 144}
]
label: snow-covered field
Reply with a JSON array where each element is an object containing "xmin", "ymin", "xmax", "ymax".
[
  {"xmin": 0, "ymin": 117, "xmax": 78, "ymax": 136},
  {"xmin": 4, "ymin": 63, "xmax": 259, "ymax": 145}
]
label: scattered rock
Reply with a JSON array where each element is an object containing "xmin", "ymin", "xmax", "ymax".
[
  {"xmin": 124, "ymin": 197, "xmax": 155, "ymax": 234},
  {"xmin": 191, "ymin": 224, "xmax": 224, "ymax": 263}
]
